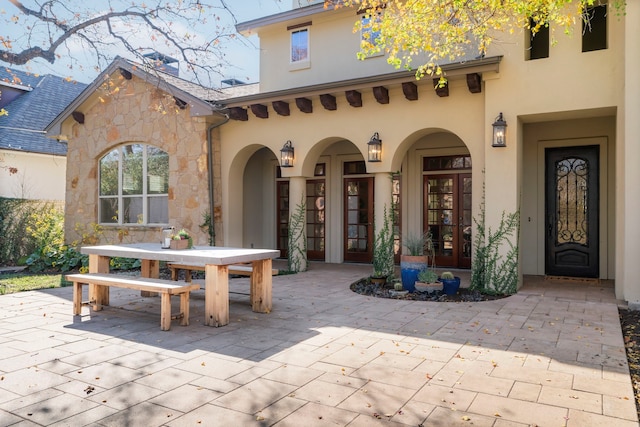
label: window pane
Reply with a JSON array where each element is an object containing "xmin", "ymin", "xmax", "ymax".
[
  {"xmin": 582, "ymin": 5, "xmax": 607, "ymax": 52},
  {"xmin": 291, "ymin": 29, "xmax": 308, "ymax": 62},
  {"xmin": 99, "ymin": 198, "xmax": 118, "ymax": 223},
  {"xmin": 147, "ymin": 146, "xmax": 169, "ymax": 194},
  {"xmin": 122, "ymin": 196, "xmax": 143, "ymax": 224},
  {"xmin": 148, "ymin": 196, "xmax": 168, "ymax": 224},
  {"xmin": 99, "ymin": 149, "xmax": 119, "ymax": 196},
  {"xmin": 122, "ymin": 144, "xmax": 143, "ymax": 195},
  {"xmin": 361, "ymin": 14, "xmax": 381, "ymax": 48}
]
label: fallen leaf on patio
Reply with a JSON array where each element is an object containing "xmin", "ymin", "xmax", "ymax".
[
  {"xmin": 201, "ymin": 362, "xmax": 205, "ymax": 366},
  {"xmin": 373, "ymin": 413, "xmax": 382, "ymax": 419},
  {"xmin": 380, "ymin": 351, "xmax": 385, "ymax": 355},
  {"xmin": 462, "ymin": 416, "xmax": 471, "ymax": 421},
  {"xmin": 95, "ymin": 377, "xmax": 100, "ymax": 380},
  {"xmin": 84, "ymin": 386, "xmax": 95, "ymax": 394},
  {"xmin": 288, "ymin": 393, "xmax": 296, "ymax": 397},
  {"xmin": 494, "ymin": 412, "xmax": 501, "ymax": 417},
  {"xmin": 426, "ymin": 373, "xmax": 432, "ymax": 379},
  {"xmin": 256, "ymin": 416, "xmax": 265, "ymax": 421},
  {"xmin": 570, "ymin": 395, "xmax": 579, "ymax": 399}
]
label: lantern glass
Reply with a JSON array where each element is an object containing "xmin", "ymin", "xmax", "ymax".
[
  {"xmin": 280, "ymin": 141, "xmax": 294, "ymax": 167},
  {"xmin": 492, "ymin": 113, "xmax": 507, "ymax": 147},
  {"xmin": 367, "ymin": 133, "xmax": 382, "ymax": 162}
]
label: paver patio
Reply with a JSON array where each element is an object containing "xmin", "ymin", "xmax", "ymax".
[{"xmin": 0, "ymin": 263, "xmax": 637, "ymax": 426}]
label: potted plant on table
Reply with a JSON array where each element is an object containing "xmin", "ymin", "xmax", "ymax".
[
  {"xmin": 400, "ymin": 230, "xmax": 434, "ymax": 292},
  {"xmin": 170, "ymin": 229, "xmax": 193, "ymax": 250},
  {"xmin": 439, "ymin": 271, "xmax": 461, "ymax": 295}
]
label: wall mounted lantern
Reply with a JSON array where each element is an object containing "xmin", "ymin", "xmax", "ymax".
[
  {"xmin": 492, "ymin": 112, "xmax": 507, "ymax": 147},
  {"xmin": 280, "ymin": 140, "xmax": 294, "ymax": 167},
  {"xmin": 367, "ymin": 132, "xmax": 382, "ymax": 162}
]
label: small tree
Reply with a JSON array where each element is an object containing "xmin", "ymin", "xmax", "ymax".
[{"xmin": 372, "ymin": 205, "xmax": 395, "ymax": 279}]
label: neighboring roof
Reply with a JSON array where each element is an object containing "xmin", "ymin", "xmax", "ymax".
[
  {"xmin": 46, "ymin": 57, "xmax": 229, "ymax": 138},
  {"xmin": 0, "ymin": 68, "xmax": 87, "ymax": 155}
]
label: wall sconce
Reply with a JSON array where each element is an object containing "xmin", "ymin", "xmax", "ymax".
[
  {"xmin": 367, "ymin": 132, "xmax": 382, "ymax": 162},
  {"xmin": 280, "ymin": 140, "xmax": 294, "ymax": 167},
  {"xmin": 492, "ymin": 112, "xmax": 507, "ymax": 147}
]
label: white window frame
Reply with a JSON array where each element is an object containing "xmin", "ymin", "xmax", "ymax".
[
  {"xmin": 360, "ymin": 11, "xmax": 384, "ymax": 58},
  {"xmin": 98, "ymin": 144, "xmax": 169, "ymax": 226},
  {"xmin": 290, "ymin": 27, "xmax": 311, "ymax": 70}
]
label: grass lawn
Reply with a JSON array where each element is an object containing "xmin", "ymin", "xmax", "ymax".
[{"xmin": 0, "ymin": 272, "xmax": 72, "ymax": 295}]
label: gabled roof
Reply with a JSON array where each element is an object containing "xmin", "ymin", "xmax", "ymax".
[
  {"xmin": 0, "ymin": 68, "xmax": 87, "ymax": 155},
  {"xmin": 46, "ymin": 57, "xmax": 231, "ymax": 138}
]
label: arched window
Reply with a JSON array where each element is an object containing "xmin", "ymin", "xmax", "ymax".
[{"xmin": 99, "ymin": 144, "xmax": 169, "ymax": 225}]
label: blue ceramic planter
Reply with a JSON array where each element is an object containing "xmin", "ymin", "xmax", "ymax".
[
  {"xmin": 440, "ymin": 277, "xmax": 461, "ymax": 295},
  {"xmin": 400, "ymin": 256, "xmax": 427, "ymax": 292}
]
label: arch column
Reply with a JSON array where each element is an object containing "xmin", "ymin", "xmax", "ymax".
[
  {"xmin": 374, "ymin": 172, "xmax": 393, "ymax": 231},
  {"xmin": 288, "ymin": 176, "xmax": 308, "ymax": 272}
]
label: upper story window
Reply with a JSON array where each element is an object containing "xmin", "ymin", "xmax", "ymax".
[
  {"xmin": 99, "ymin": 144, "xmax": 169, "ymax": 225},
  {"xmin": 290, "ymin": 28, "xmax": 309, "ymax": 63},
  {"xmin": 526, "ymin": 19, "xmax": 549, "ymax": 60},
  {"xmin": 582, "ymin": 4, "xmax": 607, "ymax": 52},
  {"xmin": 361, "ymin": 12, "xmax": 382, "ymax": 50}
]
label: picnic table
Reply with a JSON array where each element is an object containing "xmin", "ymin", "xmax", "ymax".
[{"xmin": 80, "ymin": 243, "xmax": 279, "ymax": 327}]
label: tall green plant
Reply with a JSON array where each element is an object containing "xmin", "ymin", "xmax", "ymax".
[
  {"xmin": 287, "ymin": 197, "xmax": 307, "ymax": 273},
  {"xmin": 0, "ymin": 198, "xmax": 33, "ymax": 265},
  {"xmin": 470, "ymin": 187, "xmax": 520, "ymax": 295},
  {"xmin": 372, "ymin": 205, "xmax": 395, "ymax": 279}
]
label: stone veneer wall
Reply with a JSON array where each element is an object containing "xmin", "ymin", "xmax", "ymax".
[{"xmin": 64, "ymin": 73, "xmax": 220, "ymax": 247}]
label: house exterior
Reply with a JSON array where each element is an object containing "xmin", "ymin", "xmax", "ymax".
[
  {"xmin": 47, "ymin": 2, "xmax": 640, "ymax": 305},
  {"xmin": 0, "ymin": 68, "xmax": 86, "ymax": 201}
]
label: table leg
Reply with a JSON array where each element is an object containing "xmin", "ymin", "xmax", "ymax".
[
  {"xmin": 204, "ymin": 264, "xmax": 229, "ymax": 327},
  {"xmin": 88, "ymin": 254, "xmax": 110, "ymax": 310},
  {"xmin": 250, "ymin": 259, "xmax": 272, "ymax": 313},
  {"xmin": 141, "ymin": 259, "xmax": 159, "ymax": 297}
]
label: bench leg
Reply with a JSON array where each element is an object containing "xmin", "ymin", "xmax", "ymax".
[
  {"xmin": 180, "ymin": 292, "xmax": 190, "ymax": 326},
  {"xmin": 160, "ymin": 293, "xmax": 171, "ymax": 331},
  {"xmin": 185, "ymin": 270, "xmax": 192, "ymax": 283},
  {"xmin": 170, "ymin": 268, "xmax": 178, "ymax": 281},
  {"xmin": 73, "ymin": 282, "xmax": 83, "ymax": 315}
]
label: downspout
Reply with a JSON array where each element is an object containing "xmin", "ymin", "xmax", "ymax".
[{"xmin": 207, "ymin": 113, "xmax": 229, "ymax": 246}]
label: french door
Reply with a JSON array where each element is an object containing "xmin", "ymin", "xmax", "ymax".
[
  {"xmin": 344, "ymin": 177, "xmax": 374, "ymax": 262},
  {"xmin": 306, "ymin": 179, "xmax": 326, "ymax": 261},
  {"xmin": 423, "ymin": 174, "xmax": 472, "ymax": 268},
  {"xmin": 545, "ymin": 146, "xmax": 599, "ymax": 277}
]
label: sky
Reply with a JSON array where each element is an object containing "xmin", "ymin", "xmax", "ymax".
[{"xmin": 0, "ymin": 0, "xmax": 292, "ymax": 86}]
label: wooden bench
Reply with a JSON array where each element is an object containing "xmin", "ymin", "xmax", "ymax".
[
  {"xmin": 65, "ymin": 273, "xmax": 201, "ymax": 331},
  {"xmin": 167, "ymin": 262, "xmax": 279, "ymax": 283}
]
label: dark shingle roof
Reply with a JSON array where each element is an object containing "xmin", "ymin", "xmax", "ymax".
[{"xmin": 0, "ymin": 68, "xmax": 87, "ymax": 155}]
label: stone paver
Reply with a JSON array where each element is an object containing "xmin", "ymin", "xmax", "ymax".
[{"xmin": 0, "ymin": 263, "xmax": 637, "ymax": 426}]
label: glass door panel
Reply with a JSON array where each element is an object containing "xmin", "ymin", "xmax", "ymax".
[
  {"xmin": 306, "ymin": 179, "xmax": 325, "ymax": 261},
  {"xmin": 344, "ymin": 177, "xmax": 374, "ymax": 262}
]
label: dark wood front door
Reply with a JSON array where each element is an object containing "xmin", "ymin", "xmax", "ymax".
[
  {"xmin": 344, "ymin": 177, "xmax": 374, "ymax": 262},
  {"xmin": 423, "ymin": 174, "xmax": 472, "ymax": 268},
  {"xmin": 545, "ymin": 145, "xmax": 599, "ymax": 278}
]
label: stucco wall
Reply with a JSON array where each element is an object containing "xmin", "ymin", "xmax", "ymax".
[
  {"xmin": 62, "ymin": 74, "xmax": 217, "ymax": 246},
  {"xmin": 0, "ymin": 150, "xmax": 66, "ymax": 201}
]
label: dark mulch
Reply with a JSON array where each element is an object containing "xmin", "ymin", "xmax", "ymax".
[
  {"xmin": 350, "ymin": 277, "xmax": 507, "ymax": 302},
  {"xmin": 619, "ymin": 308, "xmax": 640, "ymax": 419}
]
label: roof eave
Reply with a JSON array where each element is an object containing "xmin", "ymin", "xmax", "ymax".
[
  {"xmin": 236, "ymin": 3, "xmax": 329, "ymax": 35},
  {"xmin": 221, "ymin": 55, "xmax": 502, "ymax": 108},
  {"xmin": 45, "ymin": 57, "xmax": 221, "ymax": 137}
]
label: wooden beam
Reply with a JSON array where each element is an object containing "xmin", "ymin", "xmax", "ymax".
[
  {"xmin": 71, "ymin": 111, "xmax": 85, "ymax": 124},
  {"xmin": 295, "ymin": 97, "xmax": 313, "ymax": 113},
  {"xmin": 320, "ymin": 94, "xmax": 337, "ymax": 111},
  {"xmin": 119, "ymin": 68, "xmax": 132, "ymax": 80},
  {"xmin": 372, "ymin": 86, "xmax": 389, "ymax": 104},
  {"xmin": 174, "ymin": 97, "xmax": 187, "ymax": 109},
  {"xmin": 250, "ymin": 103, "xmax": 269, "ymax": 119},
  {"xmin": 433, "ymin": 79, "xmax": 449, "ymax": 97},
  {"xmin": 402, "ymin": 82, "xmax": 418, "ymax": 101},
  {"xmin": 466, "ymin": 73, "xmax": 482, "ymax": 93},
  {"xmin": 345, "ymin": 90, "xmax": 362, "ymax": 107},
  {"xmin": 228, "ymin": 107, "xmax": 248, "ymax": 121},
  {"xmin": 272, "ymin": 101, "xmax": 290, "ymax": 116}
]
